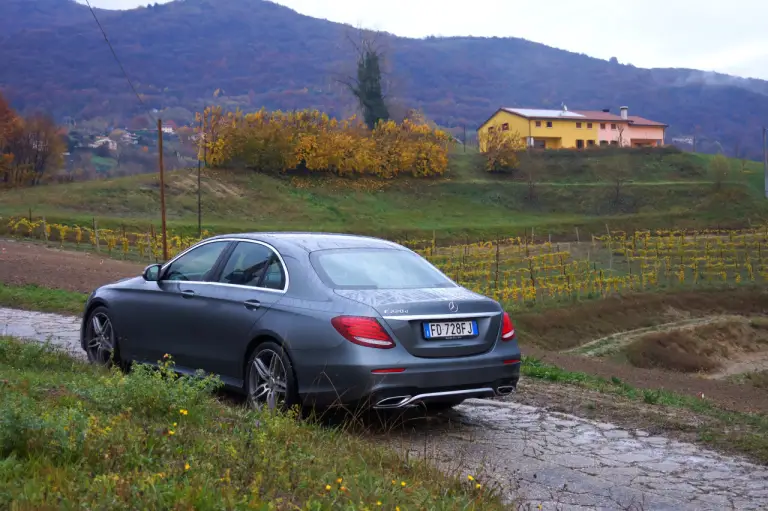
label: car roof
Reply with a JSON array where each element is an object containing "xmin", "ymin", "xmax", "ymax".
[{"xmin": 208, "ymin": 232, "xmax": 404, "ymax": 253}]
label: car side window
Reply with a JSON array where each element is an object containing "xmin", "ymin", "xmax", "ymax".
[
  {"xmin": 261, "ymin": 258, "xmax": 286, "ymax": 290},
  {"xmin": 219, "ymin": 242, "xmax": 285, "ymax": 289},
  {"xmin": 163, "ymin": 242, "xmax": 229, "ymax": 282}
]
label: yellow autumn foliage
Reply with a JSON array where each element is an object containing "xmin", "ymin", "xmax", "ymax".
[
  {"xmin": 195, "ymin": 107, "xmax": 452, "ymax": 178},
  {"xmin": 480, "ymin": 129, "xmax": 527, "ymax": 173}
]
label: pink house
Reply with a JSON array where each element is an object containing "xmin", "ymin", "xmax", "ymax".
[{"xmin": 574, "ymin": 107, "xmax": 667, "ymax": 147}]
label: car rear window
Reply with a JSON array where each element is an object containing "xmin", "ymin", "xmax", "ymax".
[{"xmin": 310, "ymin": 248, "xmax": 455, "ymax": 290}]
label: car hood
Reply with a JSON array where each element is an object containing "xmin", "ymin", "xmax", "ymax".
[{"xmin": 103, "ymin": 275, "xmax": 144, "ymax": 288}]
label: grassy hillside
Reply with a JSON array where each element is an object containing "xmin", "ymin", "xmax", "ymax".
[{"xmin": 1, "ymin": 150, "xmax": 765, "ymax": 242}]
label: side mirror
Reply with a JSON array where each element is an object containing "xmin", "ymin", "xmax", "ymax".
[{"xmin": 143, "ymin": 264, "xmax": 162, "ymax": 282}]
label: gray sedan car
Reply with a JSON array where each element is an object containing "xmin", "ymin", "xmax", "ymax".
[{"xmin": 81, "ymin": 233, "xmax": 521, "ymax": 410}]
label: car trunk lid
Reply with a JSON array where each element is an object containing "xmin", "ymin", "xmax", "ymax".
[{"xmin": 335, "ymin": 287, "xmax": 503, "ymax": 358}]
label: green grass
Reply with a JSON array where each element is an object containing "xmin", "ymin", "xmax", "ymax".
[
  {"xmin": 521, "ymin": 357, "xmax": 768, "ymax": 463},
  {"xmin": 1, "ymin": 149, "xmax": 765, "ymax": 244},
  {"xmin": 0, "ymin": 283, "xmax": 88, "ymax": 315},
  {"xmin": 0, "ymin": 337, "xmax": 503, "ymax": 510}
]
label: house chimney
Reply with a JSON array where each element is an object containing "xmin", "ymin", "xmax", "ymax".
[{"xmin": 620, "ymin": 106, "xmax": 628, "ymax": 120}]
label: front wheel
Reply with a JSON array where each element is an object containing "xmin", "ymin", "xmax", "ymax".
[
  {"xmin": 245, "ymin": 342, "xmax": 299, "ymax": 411},
  {"xmin": 84, "ymin": 306, "xmax": 122, "ymax": 368}
]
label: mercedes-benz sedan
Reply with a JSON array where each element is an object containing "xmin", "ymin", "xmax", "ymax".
[{"xmin": 81, "ymin": 233, "xmax": 521, "ymax": 410}]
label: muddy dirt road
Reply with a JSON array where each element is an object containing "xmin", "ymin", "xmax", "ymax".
[{"xmin": 3, "ymin": 307, "xmax": 767, "ymax": 510}]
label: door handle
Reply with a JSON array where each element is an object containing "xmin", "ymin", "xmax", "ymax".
[
  {"xmin": 243, "ymin": 299, "xmax": 261, "ymax": 310},
  {"xmin": 181, "ymin": 290, "xmax": 196, "ymax": 299}
]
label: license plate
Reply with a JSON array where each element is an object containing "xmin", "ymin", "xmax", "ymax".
[{"xmin": 423, "ymin": 320, "xmax": 478, "ymax": 339}]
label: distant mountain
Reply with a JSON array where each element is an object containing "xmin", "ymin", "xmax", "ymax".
[{"xmin": 1, "ymin": 0, "xmax": 767, "ymax": 159}]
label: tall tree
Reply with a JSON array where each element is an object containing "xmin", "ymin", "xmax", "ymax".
[
  {"xmin": 341, "ymin": 32, "xmax": 390, "ymax": 130},
  {"xmin": 5, "ymin": 113, "xmax": 65, "ymax": 185}
]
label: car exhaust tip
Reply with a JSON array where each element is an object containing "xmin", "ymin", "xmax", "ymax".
[
  {"xmin": 373, "ymin": 395, "xmax": 413, "ymax": 409},
  {"xmin": 496, "ymin": 385, "xmax": 516, "ymax": 396}
]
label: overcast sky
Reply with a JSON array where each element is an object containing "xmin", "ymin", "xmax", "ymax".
[{"xmin": 81, "ymin": 0, "xmax": 768, "ymax": 80}]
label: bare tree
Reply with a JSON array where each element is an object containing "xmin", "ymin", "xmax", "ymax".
[
  {"xmin": 597, "ymin": 155, "xmax": 632, "ymax": 207},
  {"xmin": 617, "ymin": 125, "xmax": 626, "ymax": 147}
]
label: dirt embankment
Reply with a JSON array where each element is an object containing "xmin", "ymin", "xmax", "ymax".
[{"xmin": 0, "ymin": 239, "xmax": 142, "ymax": 292}]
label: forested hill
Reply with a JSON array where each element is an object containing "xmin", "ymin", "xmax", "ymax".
[{"xmin": 2, "ymin": 0, "xmax": 768, "ymax": 158}]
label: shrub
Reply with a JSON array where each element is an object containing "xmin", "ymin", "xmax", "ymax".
[
  {"xmin": 198, "ymin": 107, "xmax": 453, "ymax": 178},
  {"xmin": 479, "ymin": 129, "xmax": 526, "ymax": 173}
]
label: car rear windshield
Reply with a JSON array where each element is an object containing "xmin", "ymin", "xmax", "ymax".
[{"xmin": 310, "ymin": 248, "xmax": 455, "ymax": 290}]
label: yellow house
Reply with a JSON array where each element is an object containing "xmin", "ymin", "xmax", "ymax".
[
  {"xmin": 478, "ymin": 106, "xmax": 667, "ymax": 151},
  {"xmin": 479, "ymin": 107, "xmax": 601, "ymax": 151}
]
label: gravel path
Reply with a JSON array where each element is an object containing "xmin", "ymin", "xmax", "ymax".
[{"xmin": 2, "ymin": 307, "xmax": 768, "ymax": 510}]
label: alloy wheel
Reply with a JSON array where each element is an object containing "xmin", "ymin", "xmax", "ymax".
[
  {"xmin": 87, "ymin": 312, "xmax": 115, "ymax": 365},
  {"xmin": 248, "ymin": 349, "xmax": 288, "ymax": 410}
]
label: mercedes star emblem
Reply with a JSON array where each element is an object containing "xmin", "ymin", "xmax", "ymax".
[{"xmin": 448, "ymin": 301, "xmax": 459, "ymax": 313}]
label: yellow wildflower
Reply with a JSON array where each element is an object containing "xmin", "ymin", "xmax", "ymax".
[
  {"xmin": 400, "ymin": 481, "xmax": 406, "ymax": 487},
  {"xmin": 325, "ymin": 484, "xmax": 331, "ymax": 491},
  {"xmin": 168, "ymin": 429, "xmax": 175, "ymax": 436},
  {"xmin": 184, "ymin": 462, "xmax": 190, "ymax": 471},
  {"xmin": 467, "ymin": 475, "xmax": 474, "ymax": 481},
  {"xmin": 179, "ymin": 409, "xmax": 188, "ymax": 416}
]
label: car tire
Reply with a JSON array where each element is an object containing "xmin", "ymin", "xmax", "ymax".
[
  {"xmin": 245, "ymin": 341, "xmax": 299, "ymax": 411},
  {"xmin": 84, "ymin": 306, "xmax": 124, "ymax": 368}
]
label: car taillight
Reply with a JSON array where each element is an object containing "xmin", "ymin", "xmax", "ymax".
[
  {"xmin": 501, "ymin": 312, "xmax": 515, "ymax": 341},
  {"xmin": 332, "ymin": 316, "xmax": 396, "ymax": 349}
]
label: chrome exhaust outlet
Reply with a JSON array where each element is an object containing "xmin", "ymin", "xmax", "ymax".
[
  {"xmin": 496, "ymin": 385, "xmax": 516, "ymax": 396},
  {"xmin": 373, "ymin": 388, "xmax": 497, "ymax": 409},
  {"xmin": 373, "ymin": 396, "xmax": 412, "ymax": 409}
]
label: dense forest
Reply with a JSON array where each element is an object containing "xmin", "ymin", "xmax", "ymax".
[{"xmin": 1, "ymin": 0, "xmax": 768, "ymax": 159}]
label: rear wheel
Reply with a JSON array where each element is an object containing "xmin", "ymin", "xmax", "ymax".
[
  {"xmin": 245, "ymin": 341, "xmax": 299, "ymax": 411},
  {"xmin": 84, "ymin": 306, "xmax": 122, "ymax": 368}
]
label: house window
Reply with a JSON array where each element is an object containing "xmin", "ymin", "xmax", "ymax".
[
  {"xmin": 611, "ymin": 124, "xmax": 617, "ymax": 130},
  {"xmin": 600, "ymin": 123, "xmax": 606, "ymax": 130},
  {"xmin": 600, "ymin": 140, "xmax": 609, "ymax": 146},
  {"xmin": 576, "ymin": 140, "xmax": 585, "ymax": 149},
  {"xmin": 546, "ymin": 121, "xmax": 553, "ymax": 128},
  {"xmin": 587, "ymin": 123, "xmax": 593, "ymax": 129},
  {"xmin": 587, "ymin": 140, "xmax": 595, "ymax": 147},
  {"xmin": 502, "ymin": 123, "xmax": 510, "ymax": 131},
  {"xmin": 535, "ymin": 121, "xmax": 542, "ymax": 128},
  {"xmin": 610, "ymin": 140, "xmax": 618, "ymax": 145},
  {"xmin": 576, "ymin": 122, "xmax": 582, "ymax": 129}
]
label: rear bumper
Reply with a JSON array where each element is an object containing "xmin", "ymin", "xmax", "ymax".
[{"xmin": 295, "ymin": 352, "xmax": 521, "ymax": 409}]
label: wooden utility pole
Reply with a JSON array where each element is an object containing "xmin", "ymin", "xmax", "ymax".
[
  {"xmin": 158, "ymin": 118, "xmax": 168, "ymax": 261},
  {"xmin": 197, "ymin": 116, "xmax": 203, "ymax": 238}
]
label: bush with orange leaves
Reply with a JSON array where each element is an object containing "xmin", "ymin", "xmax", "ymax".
[
  {"xmin": 480, "ymin": 128, "xmax": 527, "ymax": 173},
  {"xmin": 196, "ymin": 107, "xmax": 452, "ymax": 178}
]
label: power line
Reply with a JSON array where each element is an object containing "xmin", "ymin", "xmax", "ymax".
[{"xmin": 83, "ymin": 0, "xmax": 155, "ymax": 121}]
